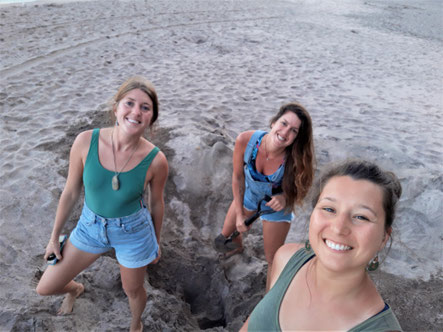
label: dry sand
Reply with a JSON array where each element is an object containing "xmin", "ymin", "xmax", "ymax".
[{"xmin": 0, "ymin": 0, "xmax": 442, "ymax": 331}]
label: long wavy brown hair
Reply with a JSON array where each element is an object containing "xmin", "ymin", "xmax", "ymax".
[{"xmin": 270, "ymin": 102, "xmax": 315, "ymax": 211}]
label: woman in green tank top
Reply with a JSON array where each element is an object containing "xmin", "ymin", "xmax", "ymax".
[
  {"xmin": 242, "ymin": 160, "xmax": 403, "ymax": 331},
  {"xmin": 36, "ymin": 76, "xmax": 169, "ymax": 332}
]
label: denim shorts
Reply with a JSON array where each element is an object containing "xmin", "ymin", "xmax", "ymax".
[
  {"xmin": 243, "ymin": 186, "xmax": 293, "ymax": 223},
  {"xmin": 70, "ymin": 202, "xmax": 159, "ymax": 268}
]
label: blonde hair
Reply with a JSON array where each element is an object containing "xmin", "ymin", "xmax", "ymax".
[{"xmin": 110, "ymin": 76, "xmax": 159, "ymax": 127}]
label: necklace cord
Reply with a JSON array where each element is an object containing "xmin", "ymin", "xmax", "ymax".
[
  {"xmin": 263, "ymin": 134, "xmax": 286, "ymax": 163},
  {"xmin": 111, "ymin": 129, "xmax": 140, "ymax": 176}
]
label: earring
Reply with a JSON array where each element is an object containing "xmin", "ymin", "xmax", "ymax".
[
  {"xmin": 115, "ymin": 119, "xmax": 119, "ymax": 126},
  {"xmin": 305, "ymin": 240, "xmax": 311, "ymax": 252},
  {"xmin": 367, "ymin": 255, "xmax": 379, "ymax": 271}
]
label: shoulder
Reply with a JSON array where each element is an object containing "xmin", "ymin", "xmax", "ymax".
[
  {"xmin": 275, "ymin": 243, "xmax": 304, "ymax": 267},
  {"xmin": 142, "ymin": 140, "xmax": 168, "ymax": 173},
  {"xmin": 270, "ymin": 243, "xmax": 304, "ymax": 288},
  {"xmin": 235, "ymin": 130, "xmax": 256, "ymax": 148},
  {"xmin": 236, "ymin": 130, "xmax": 255, "ymax": 143},
  {"xmin": 71, "ymin": 129, "xmax": 95, "ymax": 153},
  {"xmin": 67, "ymin": 129, "xmax": 96, "ymax": 163},
  {"xmin": 140, "ymin": 139, "xmax": 167, "ymax": 163},
  {"xmin": 75, "ymin": 129, "xmax": 93, "ymax": 144},
  {"xmin": 151, "ymin": 149, "xmax": 168, "ymax": 168}
]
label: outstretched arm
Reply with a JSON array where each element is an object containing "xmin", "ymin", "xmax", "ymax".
[{"xmin": 44, "ymin": 131, "xmax": 89, "ymax": 261}]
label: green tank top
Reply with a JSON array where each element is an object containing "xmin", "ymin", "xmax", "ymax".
[
  {"xmin": 83, "ymin": 128, "xmax": 160, "ymax": 218},
  {"xmin": 248, "ymin": 248, "xmax": 403, "ymax": 332}
]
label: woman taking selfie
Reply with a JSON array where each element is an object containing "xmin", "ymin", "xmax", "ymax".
[{"xmin": 242, "ymin": 160, "xmax": 403, "ymax": 331}]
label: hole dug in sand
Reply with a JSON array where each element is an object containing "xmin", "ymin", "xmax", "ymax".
[{"xmin": 148, "ymin": 247, "xmax": 229, "ymax": 329}]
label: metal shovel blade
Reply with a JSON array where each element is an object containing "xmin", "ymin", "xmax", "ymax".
[{"xmin": 214, "ymin": 233, "xmax": 241, "ymax": 253}]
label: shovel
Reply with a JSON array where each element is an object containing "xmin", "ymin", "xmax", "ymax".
[{"xmin": 214, "ymin": 195, "xmax": 272, "ymax": 253}]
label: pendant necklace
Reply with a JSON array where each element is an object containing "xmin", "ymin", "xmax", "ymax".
[
  {"xmin": 263, "ymin": 134, "xmax": 272, "ymax": 161},
  {"xmin": 111, "ymin": 129, "xmax": 139, "ymax": 191},
  {"xmin": 263, "ymin": 134, "xmax": 283, "ymax": 163}
]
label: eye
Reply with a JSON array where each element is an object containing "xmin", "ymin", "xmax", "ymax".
[
  {"xmin": 322, "ymin": 207, "xmax": 335, "ymax": 213},
  {"xmin": 354, "ymin": 215, "xmax": 370, "ymax": 222},
  {"xmin": 292, "ymin": 128, "xmax": 298, "ymax": 134},
  {"xmin": 281, "ymin": 121, "xmax": 287, "ymax": 126},
  {"xmin": 141, "ymin": 105, "xmax": 151, "ymax": 113},
  {"xmin": 125, "ymin": 100, "xmax": 134, "ymax": 107}
]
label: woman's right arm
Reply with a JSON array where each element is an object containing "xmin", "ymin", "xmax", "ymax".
[
  {"xmin": 44, "ymin": 131, "xmax": 89, "ymax": 260},
  {"xmin": 232, "ymin": 131, "xmax": 254, "ymax": 233}
]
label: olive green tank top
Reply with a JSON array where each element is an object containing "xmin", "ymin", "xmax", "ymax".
[
  {"xmin": 83, "ymin": 128, "xmax": 159, "ymax": 218},
  {"xmin": 248, "ymin": 248, "xmax": 402, "ymax": 332}
]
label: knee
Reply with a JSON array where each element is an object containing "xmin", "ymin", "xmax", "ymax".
[
  {"xmin": 122, "ymin": 284, "xmax": 145, "ymax": 299},
  {"xmin": 36, "ymin": 277, "xmax": 66, "ymax": 296},
  {"xmin": 36, "ymin": 282, "xmax": 53, "ymax": 296}
]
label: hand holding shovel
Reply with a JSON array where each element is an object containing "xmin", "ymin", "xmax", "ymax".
[{"xmin": 214, "ymin": 195, "xmax": 272, "ymax": 253}]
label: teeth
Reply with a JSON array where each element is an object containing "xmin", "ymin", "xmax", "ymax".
[
  {"xmin": 325, "ymin": 239, "xmax": 351, "ymax": 251},
  {"xmin": 277, "ymin": 134, "xmax": 285, "ymax": 141},
  {"xmin": 127, "ymin": 118, "xmax": 140, "ymax": 124}
]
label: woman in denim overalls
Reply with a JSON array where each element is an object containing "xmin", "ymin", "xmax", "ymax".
[{"xmin": 218, "ymin": 103, "xmax": 315, "ymax": 290}]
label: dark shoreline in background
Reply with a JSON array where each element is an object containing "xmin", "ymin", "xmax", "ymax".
[{"xmin": 357, "ymin": 0, "xmax": 442, "ymax": 42}]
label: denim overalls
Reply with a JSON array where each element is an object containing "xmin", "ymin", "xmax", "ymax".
[{"xmin": 243, "ymin": 131, "xmax": 292, "ymax": 222}]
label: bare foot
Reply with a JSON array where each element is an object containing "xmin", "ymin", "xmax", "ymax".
[
  {"xmin": 130, "ymin": 321, "xmax": 143, "ymax": 332},
  {"xmin": 57, "ymin": 282, "xmax": 84, "ymax": 315}
]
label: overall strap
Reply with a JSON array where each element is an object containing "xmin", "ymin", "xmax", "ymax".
[{"xmin": 243, "ymin": 130, "xmax": 267, "ymax": 164}]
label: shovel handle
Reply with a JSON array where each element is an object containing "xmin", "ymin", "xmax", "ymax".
[
  {"xmin": 228, "ymin": 211, "xmax": 260, "ymax": 239},
  {"xmin": 244, "ymin": 211, "xmax": 261, "ymax": 227},
  {"xmin": 227, "ymin": 195, "xmax": 273, "ymax": 241},
  {"xmin": 229, "ymin": 230, "xmax": 240, "ymax": 240}
]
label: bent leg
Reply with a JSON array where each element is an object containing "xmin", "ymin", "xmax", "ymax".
[
  {"xmin": 120, "ymin": 265, "xmax": 148, "ymax": 332},
  {"xmin": 221, "ymin": 201, "xmax": 237, "ymax": 237},
  {"xmin": 36, "ymin": 240, "xmax": 101, "ymax": 314},
  {"xmin": 221, "ymin": 201, "xmax": 255, "ymax": 255},
  {"xmin": 262, "ymin": 221, "xmax": 290, "ymax": 291}
]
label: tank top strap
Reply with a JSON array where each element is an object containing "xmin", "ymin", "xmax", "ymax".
[
  {"xmin": 139, "ymin": 146, "xmax": 160, "ymax": 169},
  {"xmin": 244, "ymin": 130, "xmax": 267, "ymax": 164},
  {"xmin": 84, "ymin": 128, "xmax": 100, "ymax": 167},
  {"xmin": 246, "ymin": 248, "xmax": 315, "ymax": 331}
]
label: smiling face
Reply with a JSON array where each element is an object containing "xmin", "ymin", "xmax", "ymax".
[
  {"xmin": 114, "ymin": 88, "xmax": 154, "ymax": 135},
  {"xmin": 269, "ymin": 111, "xmax": 302, "ymax": 150},
  {"xmin": 309, "ymin": 175, "xmax": 390, "ymax": 273}
]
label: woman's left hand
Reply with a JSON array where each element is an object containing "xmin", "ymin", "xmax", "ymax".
[
  {"xmin": 150, "ymin": 246, "xmax": 161, "ymax": 264},
  {"xmin": 265, "ymin": 194, "xmax": 286, "ymax": 211}
]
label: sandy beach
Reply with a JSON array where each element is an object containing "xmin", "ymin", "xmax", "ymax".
[{"xmin": 0, "ymin": 0, "xmax": 442, "ymax": 330}]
